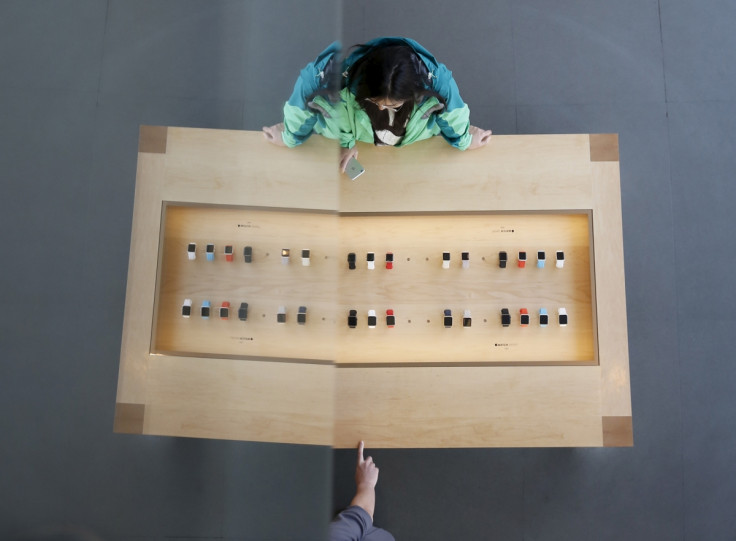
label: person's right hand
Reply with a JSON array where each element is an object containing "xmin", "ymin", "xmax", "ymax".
[
  {"xmin": 355, "ymin": 440, "xmax": 379, "ymax": 489},
  {"xmin": 340, "ymin": 146, "xmax": 359, "ymax": 173},
  {"xmin": 262, "ymin": 123, "xmax": 286, "ymax": 146}
]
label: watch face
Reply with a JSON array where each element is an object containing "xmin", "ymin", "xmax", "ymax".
[
  {"xmin": 302, "ymin": 249, "xmax": 309, "ymax": 257},
  {"xmin": 386, "ymin": 316, "xmax": 396, "ymax": 326},
  {"xmin": 559, "ymin": 315, "xmax": 568, "ymax": 325},
  {"xmin": 442, "ymin": 252, "xmax": 450, "ymax": 261},
  {"xmin": 206, "ymin": 245, "xmax": 214, "ymax": 253},
  {"xmin": 519, "ymin": 252, "xmax": 526, "ymax": 259},
  {"xmin": 297, "ymin": 314, "xmax": 306, "ymax": 324},
  {"xmin": 521, "ymin": 314, "xmax": 530, "ymax": 325},
  {"xmin": 348, "ymin": 316, "xmax": 357, "ymax": 327},
  {"xmin": 443, "ymin": 316, "xmax": 453, "ymax": 327},
  {"xmin": 277, "ymin": 313, "xmax": 286, "ymax": 323},
  {"xmin": 501, "ymin": 315, "xmax": 511, "ymax": 326},
  {"xmin": 386, "ymin": 253, "xmax": 393, "ymax": 261},
  {"xmin": 281, "ymin": 249, "xmax": 289, "ymax": 257},
  {"xmin": 463, "ymin": 318, "xmax": 471, "ymax": 327},
  {"xmin": 220, "ymin": 308, "xmax": 229, "ymax": 317},
  {"xmin": 462, "ymin": 252, "xmax": 469, "ymax": 260},
  {"xmin": 540, "ymin": 315, "xmax": 549, "ymax": 325},
  {"xmin": 538, "ymin": 251, "xmax": 545, "ymax": 259},
  {"xmin": 557, "ymin": 251, "xmax": 564, "ymax": 259},
  {"xmin": 201, "ymin": 307, "xmax": 210, "ymax": 317},
  {"xmin": 367, "ymin": 316, "xmax": 377, "ymax": 326},
  {"xmin": 182, "ymin": 306, "xmax": 191, "ymax": 316},
  {"xmin": 499, "ymin": 251, "xmax": 507, "ymax": 260},
  {"xmin": 187, "ymin": 244, "xmax": 195, "ymax": 252},
  {"xmin": 367, "ymin": 253, "xmax": 375, "ymax": 261},
  {"xmin": 225, "ymin": 246, "xmax": 233, "ymax": 254}
]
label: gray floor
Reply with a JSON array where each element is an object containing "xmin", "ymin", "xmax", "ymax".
[{"xmin": 1, "ymin": 1, "xmax": 734, "ymax": 540}]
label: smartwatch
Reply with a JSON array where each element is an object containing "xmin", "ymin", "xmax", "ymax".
[
  {"xmin": 517, "ymin": 251, "xmax": 526, "ymax": 268},
  {"xmin": 238, "ymin": 302, "xmax": 249, "ymax": 321},
  {"xmin": 556, "ymin": 250, "xmax": 565, "ymax": 268},
  {"xmin": 181, "ymin": 298, "xmax": 192, "ymax": 318},
  {"xmin": 462, "ymin": 252, "xmax": 470, "ymax": 269}
]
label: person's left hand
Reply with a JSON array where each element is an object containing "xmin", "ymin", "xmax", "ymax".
[
  {"xmin": 467, "ymin": 125, "xmax": 492, "ymax": 150},
  {"xmin": 262, "ymin": 123, "xmax": 287, "ymax": 146}
]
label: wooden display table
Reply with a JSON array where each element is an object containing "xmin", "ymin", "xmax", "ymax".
[{"xmin": 114, "ymin": 127, "xmax": 632, "ymax": 448}]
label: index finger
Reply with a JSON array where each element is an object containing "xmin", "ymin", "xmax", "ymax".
[{"xmin": 357, "ymin": 440, "xmax": 365, "ymax": 463}]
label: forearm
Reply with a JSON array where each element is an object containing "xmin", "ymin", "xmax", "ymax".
[{"xmin": 350, "ymin": 483, "xmax": 376, "ymax": 520}]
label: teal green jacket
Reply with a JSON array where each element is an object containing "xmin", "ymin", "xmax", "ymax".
[{"xmin": 281, "ymin": 37, "xmax": 472, "ymax": 150}]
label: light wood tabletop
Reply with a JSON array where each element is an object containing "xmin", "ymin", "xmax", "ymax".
[{"xmin": 115, "ymin": 127, "xmax": 631, "ymax": 448}]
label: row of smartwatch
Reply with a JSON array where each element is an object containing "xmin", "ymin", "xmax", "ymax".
[
  {"xmin": 347, "ymin": 308, "xmax": 569, "ymax": 328},
  {"xmin": 186, "ymin": 244, "xmax": 566, "ymax": 270},
  {"xmin": 186, "ymin": 243, "xmax": 311, "ymax": 265},
  {"xmin": 181, "ymin": 300, "xmax": 569, "ymax": 327},
  {"xmin": 349, "ymin": 250, "xmax": 566, "ymax": 269},
  {"xmin": 181, "ymin": 300, "xmax": 307, "ymax": 324}
]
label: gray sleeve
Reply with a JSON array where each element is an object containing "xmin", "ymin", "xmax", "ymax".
[{"xmin": 329, "ymin": 506, "xmax": 372, "ymax": 541}]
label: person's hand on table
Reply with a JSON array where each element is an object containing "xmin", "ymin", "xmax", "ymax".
[
  {"xmin": 262, "ymin": 123, "xmax": 286, "ymax": 146},
  {"xmin": 467, "ymin": 125, "xmax": 492, "ymax": 150}
]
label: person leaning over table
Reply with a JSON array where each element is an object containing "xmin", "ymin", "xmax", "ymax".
[{"xmin": 262, "ymin": 37, "xmax": 492, "ymax": 173}]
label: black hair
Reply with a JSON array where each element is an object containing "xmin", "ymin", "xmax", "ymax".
[{"xmin": 345, "ymin": 43, "xmax": 446, "ymax": 144}]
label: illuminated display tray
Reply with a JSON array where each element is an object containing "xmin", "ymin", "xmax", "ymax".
[
  {"xmin": 115, "ymin": 127, "xmax": 631, "ymax": 448},
  {"xmin": 154, "ymin": 204, "xmax": 596, "ymax": 367}
]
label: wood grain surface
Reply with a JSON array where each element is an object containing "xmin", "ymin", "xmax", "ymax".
[{"xmin": 116, "ymin": 128, "xmax": 631, "ymax": 447}]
